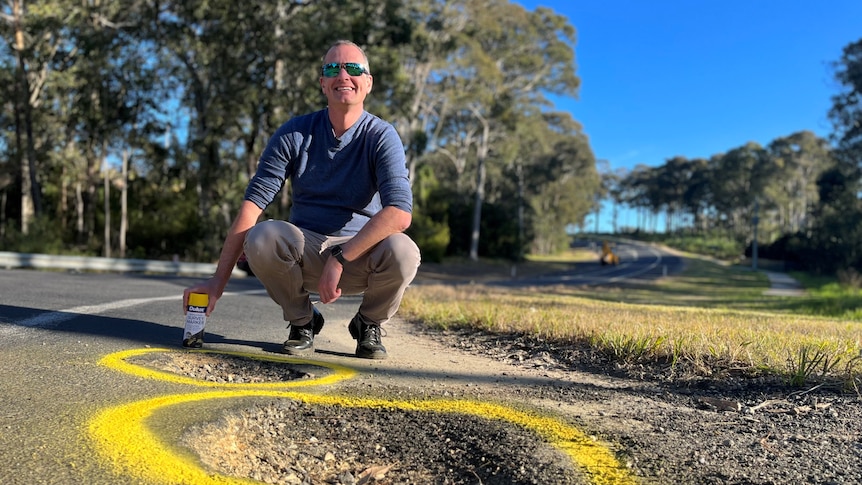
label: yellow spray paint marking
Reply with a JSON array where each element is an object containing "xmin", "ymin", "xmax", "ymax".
[
  {"xmin": 90, "ymin": 349, "xmax": 638, "ymax": 485},
  {"xmin": 99, "ymin": 347, "xmax": 356, "ymax": 388},
  {"xmin": 89, "ymin": 392, "xmax": 262, "ymax": 485}
]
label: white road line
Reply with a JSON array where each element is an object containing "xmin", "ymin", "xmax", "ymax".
[{"xmin": 15, "ymin": 289, "xmax": 267, "ymax": 329}]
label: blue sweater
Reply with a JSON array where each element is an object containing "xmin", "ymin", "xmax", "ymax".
[{"xmin": 245, "ymin": 109, "xmax": 412, "ymax": 236}]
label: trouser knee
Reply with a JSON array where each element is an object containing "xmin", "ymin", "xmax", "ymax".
[
  {"xmin": 375, "ymin": 233, "xmax": 421, "ymax": 280},
  {"xmin": 244, "ymin": 220, "xmax": 304, "ymax": 267}
]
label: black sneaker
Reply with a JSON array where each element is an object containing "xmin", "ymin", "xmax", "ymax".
[
  {"xmin": 347, "ymin": 313, "xmax": 387, "ymax": 360},
  {"xmin": 282, "ymin": 308, "xmax": 325, "ymax": 356}
]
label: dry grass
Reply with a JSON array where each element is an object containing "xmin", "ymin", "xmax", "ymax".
[{"xmin": 403, "ymin": 256, "xmax": 862, "ymax": 387}]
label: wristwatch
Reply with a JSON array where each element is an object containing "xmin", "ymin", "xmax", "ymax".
[{"xmin": 329, "ymin": 244, "xmax": 347, "ymax": 265}]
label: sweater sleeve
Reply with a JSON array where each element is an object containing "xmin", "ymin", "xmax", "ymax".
[
  {"xmin": 244, "ymin": 122, "xmax": 296, "ymax": 209},
  {"xmin": 375, "ymin": 124, "xmax": 413, "ymax": 213}
]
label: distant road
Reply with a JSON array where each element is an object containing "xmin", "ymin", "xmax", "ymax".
[{"xmin": 490, "ymin": 239, "xmax": 685, "ymax": 287}]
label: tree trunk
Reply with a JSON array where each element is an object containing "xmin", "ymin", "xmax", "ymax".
[
  {"xmin": 469, "ymin": 115, "xmax": 490, "ymax": 261},
  {"xmin": 120, "ymin": 148, "xmax": 129, "ymax": 258},
  {"xmin": 59, "ymin": 163, "xmax": 68, "ymax": 229},
  {"xmin": 103, "ymin": 154, "xmax": 111, "ymax": 258},
  {"xmin": 13, "ymin": 0, "xmax": 42, "ymax": 233},
  {"xmin": 76, "ymin": 182, "xmax": 84, "ymax": 236},
  {"xmin": 594, "ymin": 202, "xmax": 600, "ymax": 233},
  {"xmin": 516, "ymin": 162, "xmax": 525, "ymax": 261},
  {"xmin": 469, "ymin": 156, "xmax": 485, "ymax": 261},
  {"xmin": 0, "ymin": 190, "xmax": 6, "ymax": 239},
  {"xmin": 12, "ymin": 83, "xmax": 30, "ymax": 234},
  {"xmin": 85, "ymin": 158, "xmax": 97, "ymax": 244}
]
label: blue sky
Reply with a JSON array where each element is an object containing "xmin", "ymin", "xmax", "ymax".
[{"xmin": 514, "ymin": 1, "xmax": 861, "ymax": 230}]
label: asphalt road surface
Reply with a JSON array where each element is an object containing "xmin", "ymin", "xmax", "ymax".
[{"xmin": 0, "ymin": 269, "xmax": 319, "ymax": 484}]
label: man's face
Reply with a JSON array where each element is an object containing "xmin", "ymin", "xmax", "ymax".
[{"xmin": 320, "ymin": 44, "xmax": 373, "ymax": 109}]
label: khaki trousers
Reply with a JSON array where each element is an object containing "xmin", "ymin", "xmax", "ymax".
[{"xmin": 244, "ymin": 220, "xmax": 421, "ymax": 327}]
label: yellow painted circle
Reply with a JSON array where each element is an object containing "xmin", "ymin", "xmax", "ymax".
[
  {"xmin": 90, "ymin": 348, "xmax": 637, "ymax": 485},
  {"xmin": 99, "ymin": 347, "xmax": 356, "ymax": 389}
]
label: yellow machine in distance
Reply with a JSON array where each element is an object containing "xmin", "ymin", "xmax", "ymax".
[{"xmin": 600, "ymin": 241, "xmax": 619, "ymax": 266}]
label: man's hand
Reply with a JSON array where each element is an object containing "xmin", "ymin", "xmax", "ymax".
[
  {"xmin": 183, "ymin": 278, "xmax": 226, "ymax": 316},
  {"xmin": 317, "ymin": 256, "xmax": 344, "ymax": 304}
]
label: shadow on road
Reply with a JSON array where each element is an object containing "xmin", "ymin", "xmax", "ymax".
[{"xmin": 1, "ymin": 303, "xmax": 275, "ymax": 352}]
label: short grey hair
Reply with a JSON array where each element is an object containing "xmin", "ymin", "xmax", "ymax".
[{"xmin": 323, "ymin": 40, "xmax": 371, "ymax": 74}]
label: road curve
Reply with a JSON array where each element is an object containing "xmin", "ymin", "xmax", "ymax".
[{"xmin": 490, "ymin": 239, "xmax": 686, "ymax": 288}]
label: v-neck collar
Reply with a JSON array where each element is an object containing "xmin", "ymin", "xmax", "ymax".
[{"xmin": 325, "ymin": 109, "xmax": 367, "ymax": 147}]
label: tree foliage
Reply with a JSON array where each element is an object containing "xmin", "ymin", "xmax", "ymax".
[
  {"xmin": 1, "ymin": 1, "xmax": 860, "ymax": 276},
  {"xmin": 830, "ymin": 38, "xmax": 862, "ymax": 165},
  {"xmin": 0, "ymin": 0, "xmax": 596, "ymax": 263}
]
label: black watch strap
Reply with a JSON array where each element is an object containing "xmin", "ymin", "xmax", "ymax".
[{"xmin": 330, "ymin": 244, "xmax": 347, "ymax": 265}]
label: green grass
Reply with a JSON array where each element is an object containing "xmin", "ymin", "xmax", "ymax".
[{"xmin": 403, "ymin": 253, "xmax": 862, "ymax": 389}]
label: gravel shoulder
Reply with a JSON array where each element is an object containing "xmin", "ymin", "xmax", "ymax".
[{"xmin": 141, "ymin": 305, "xmax": 862, "ymax": 485}]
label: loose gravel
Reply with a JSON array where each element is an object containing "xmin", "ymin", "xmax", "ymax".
[{"xmin": 137, "ymin": 327, "xmax": 862, "ymax": 485}]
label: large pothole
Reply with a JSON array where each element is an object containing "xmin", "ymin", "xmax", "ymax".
[
  {"xmin": 181, "ymin": 398, "xmax": 584, "ymax": 485},
  {"xmin": 125, "ymin": 350, "xmax": 587, "ymax": 484}
]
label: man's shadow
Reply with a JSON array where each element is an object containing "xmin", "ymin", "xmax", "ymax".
[{"xmin": 1, "ymin": 304, "xmax": 277, "ymax": 352}]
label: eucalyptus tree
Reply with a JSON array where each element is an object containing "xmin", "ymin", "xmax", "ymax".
[
  {"xmin": 56, "ymin": 1, "xmax": 161, "ymax": 254},
  {"xmin": 523, "ymin": 112, "xmax": 597, "ymax": 254},
  {"xmin": 431, "ymin": 0, "xmax": 579, "ymax": 260},
  {"xmin": 489, "ymin": 108, "xmax": 589, "ymax": 257},
  {"xmin": 798, "ymin": 38, "xmax": 862, "ymax": 272},
  {"xmin": 814, "ymin": 37, "xmax": 862, "ymax": 269},
  {"xmin": 145, "ymin": 0, "xmax": 283, "ymax": 253},
  {"xmin": 0, "ymin": 58, "xmax": 14, "ymax": 238},
  {"xmin": 606, "ymin": 166, "xmax": 629, "ymax": 233},
  {"xmin": 388, "ymin": 0, "xmax": 462, "ymax": 184},
  {"xmin": 0, "ymin": 0, "xmax": 67, "ymax": 234},
  {"xmin": 829, "ymin": 38, "xmax": 862, "ymax": 168},
  {"xmin": 622, "ymin": 164, "xmax": 665, "ymax": 232},
  {"xmin": 805, "ymin": 161, "xmax": 862, "ymax": 273},
  {"xmin": 619, "ymin": 165, "xmax": 647, "ymax": 232},
  {"xmin": 219, "ymin": 1, "xmax": 326, "ymax": 221},
  {"xmin": 655, "ymin": 156, "xmax": 694, "ymax": 232},
  {"xmin": 593, "ymin": 158, "xmax": 611, "ymax": 233},
  {"xmin": 680, "ymin": 157, "xmax": 711, "ymax": 233},
  {"xmin": 708, "ymin": 142, "xmax": 774, "ymax": 241},
  {"xmin": 0, "ymin": 0, "xmax": 152, "ymax": 252},
  {"xmin": 766, "ymin": 131, "xmax": 832, "ymax": 234}
]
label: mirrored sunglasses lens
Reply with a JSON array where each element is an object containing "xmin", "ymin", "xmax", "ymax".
[
  {"xmin": 344, "ymin": 63, "xmax": 365, "ymax": 76},
  {"xmin": 322, "ymin": 64, "xmax": 340, "ymax": 77}
]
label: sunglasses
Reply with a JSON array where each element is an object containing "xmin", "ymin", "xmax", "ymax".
[{"xmin": 321, "ymin": 62, "xmax": 369, "ymax": 78}]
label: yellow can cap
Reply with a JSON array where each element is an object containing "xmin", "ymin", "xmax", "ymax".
[{"xmin": 188, "ymin": 293, "xmax": 209, "ymax": 307}]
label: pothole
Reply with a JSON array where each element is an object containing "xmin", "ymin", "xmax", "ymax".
[
  {"xmin": 181, "ymin": 398, "xmax": 583, "ymax": 485},
  {"xmin": 128, "ymin": 351, "xmax": 319, "ymax": 384}
]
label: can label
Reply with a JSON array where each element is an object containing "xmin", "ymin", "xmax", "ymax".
[{"xmin": 182, "ymin": 293, "xmax": 208, "ymax": 348}]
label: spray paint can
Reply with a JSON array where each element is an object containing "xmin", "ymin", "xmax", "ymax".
[{"xmin": 182, "ymin": 293, "xmax": 208, "ymax": 348}]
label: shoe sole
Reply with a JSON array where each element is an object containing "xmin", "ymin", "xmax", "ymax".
[
  {"xmin": 355, "ymin": 348, "xmax": 388, "ymax": 360},
  {"xmin": 282, "ymin": 343, "xmax": 314, "ymax": 356}
]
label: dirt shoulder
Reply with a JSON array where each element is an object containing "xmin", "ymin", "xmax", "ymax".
[
  {"xmin": 142, "ymin": 258, "xmax": 860, "ymax": 484},
  {"xmin": 154, "ymin": 293, "xmax": 861, "ymax": 485}
]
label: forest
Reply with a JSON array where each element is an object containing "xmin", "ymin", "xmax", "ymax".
[{"xmin": 1, "ymin": 0, "xmax": 861, "ymax": 274}]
